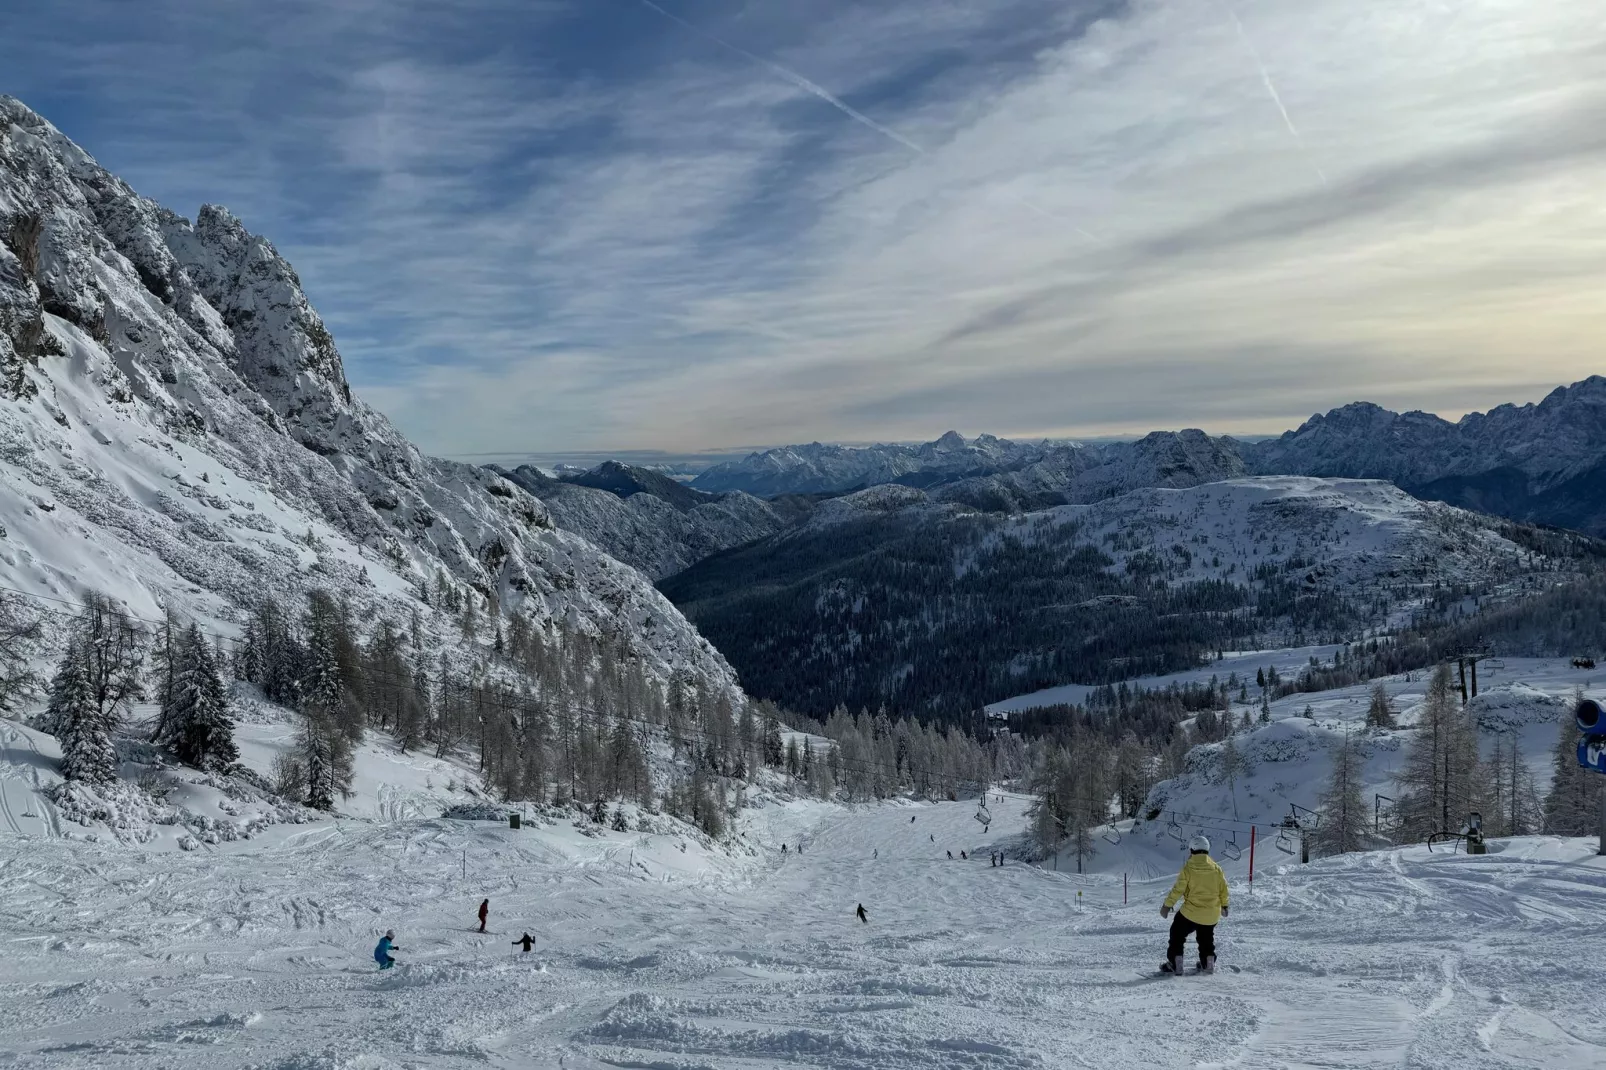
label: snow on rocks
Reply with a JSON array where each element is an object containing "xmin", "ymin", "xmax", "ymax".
[{"xmin": 0, "ymin": 94, "xmax": 742, "ymax": 707}]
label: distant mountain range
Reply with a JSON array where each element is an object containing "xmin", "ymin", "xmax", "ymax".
[{"xmin": 684, "ymin": 378, "xmax": 1606, "ymax": 536}]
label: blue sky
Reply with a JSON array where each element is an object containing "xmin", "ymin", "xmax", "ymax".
[{"xmin": 4, "ymin": 0, "xmax": 1604, "ymax": 458}]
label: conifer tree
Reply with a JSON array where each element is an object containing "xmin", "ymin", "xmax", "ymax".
[
  {"xmin": 161, "ymin": 623, "xmax": 238, "ymax": 771},
  {"xmin": 149, "ymin": 606, "xmax": 182, "ymax": 743},
  {"xmin": 303, "ymin": 590, "xmax": 362, "ymax": 742},
  {"xmin": 49, "ymin": 637, "xmax": 116, "ymax": 784},
  {"xmin": 1397, "ymin": 664, "xmax": 1478, "ymax": 840},
  {"xmin": 49, "ymin": 595, "xmax": 143, "ymax": 784},
  {"xmin": 301, "ymin": 711, "xmax": 353, "ymax": 810},
  {"xmin": 1315, "ymin": 728, "xmax": 1368, "ymax": 855},
  {"xmin": 1365, "ymin": 684, "xmax": 1397, "ymax": 729}
]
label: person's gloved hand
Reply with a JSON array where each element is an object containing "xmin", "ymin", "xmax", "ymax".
[
  {"xmin": 1160, "ymin": 905, "xmax": 1171, "ymax": 919},
  {"xmin": 1221, "ymin": 906, "xmax": 1229, "ymax": 918}
]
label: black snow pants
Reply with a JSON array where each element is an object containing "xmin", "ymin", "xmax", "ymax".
[{"xmin": 1166, "ymin": 912, "xmax": 1216, "ymax": 966}]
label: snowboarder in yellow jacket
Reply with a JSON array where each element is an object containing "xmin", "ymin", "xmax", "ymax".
[{"xmin": 1161, "ymin": 835, "xmax": 1229, "ymax": 974}]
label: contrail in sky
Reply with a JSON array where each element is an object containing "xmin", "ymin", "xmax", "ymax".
[
  {"xmin": 1227, "ymin": 5, "xmax": 1329, "ymax": 187},
  {"xmin": 636, "ymin": 0, "xmax": 1097, "ymax": 239}
]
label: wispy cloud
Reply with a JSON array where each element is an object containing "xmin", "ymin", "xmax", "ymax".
[{"xmin": 5, "ymin": 0, "xmax": 1605, "ymax": 455}]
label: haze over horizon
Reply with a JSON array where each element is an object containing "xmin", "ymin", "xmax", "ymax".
[{"xmin": 4, "ymin": 0, "xmax": 1603, "ymax": 459}]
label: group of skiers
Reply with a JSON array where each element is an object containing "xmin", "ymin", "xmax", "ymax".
[
  {"xmin": 373, "ymin": 837, "xmax": 1231, "ymax": 975},
  {"xmin": 373, "ymin": 899, "xmax": 539, "ymax": 970}
]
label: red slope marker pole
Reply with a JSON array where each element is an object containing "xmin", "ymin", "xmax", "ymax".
[{"xmin": 1248, "ymin": 826, "xmax": 1256, "ymax": 892}]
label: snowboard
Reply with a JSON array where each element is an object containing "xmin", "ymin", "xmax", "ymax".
[{"xmin": 1145, "ymin": 964, "xmax": 1242, "ymax": 977}]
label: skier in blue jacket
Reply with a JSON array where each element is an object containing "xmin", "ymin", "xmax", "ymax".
[{"xmin": 374, "ymin": 930, "xmax": 398, "ymax": 970}]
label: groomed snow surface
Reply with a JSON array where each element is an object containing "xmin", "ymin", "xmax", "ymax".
[{"xmin": 2, "ymin": 783, "xmax": 1603, "ymax": 1069}]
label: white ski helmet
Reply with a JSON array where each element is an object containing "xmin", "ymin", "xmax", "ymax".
[{"xmin": 1188, "ymin": 835, "xmax": 1210, "ymax": 853}]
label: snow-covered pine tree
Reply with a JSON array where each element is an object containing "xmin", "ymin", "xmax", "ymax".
[
  {"xmin": 1365, "ymin": 683, "xmax": 1397, "ymax": 729},
  {"xmin": 48, "ymin": 595, "xmax": 143, "ymax": 783},
  {"xmin": 162, "ymin": 623, "xmax": 238, "ymax": 772},
  {"xmin": 1315, "ymin": 728, "xmax": 1368, "ymax": 855},
  {"xmin": 303, "ymin": 590, "xmax": 362, "ymax": 743},
  {"xmin": 46, "ymin": 637, "xmax": 114, "ymax": 782},
  {"xmin": 300, "ymin": 710, "xmax": 353, "ymax": 811}
]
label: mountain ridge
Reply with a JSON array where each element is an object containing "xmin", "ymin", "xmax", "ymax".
[{"xmin": 0, "ymin": 94, "xmax": 739, "ymax": 699}]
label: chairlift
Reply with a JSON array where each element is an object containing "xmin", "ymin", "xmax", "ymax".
[
  {"xmin": 974, "ymin": 801, "xmax": 992, "ymax": 826},
  {"xmin": 1165, "ymin": 818, "xmax": 1185, "ymax": 843},
  {"xmin": 1103, "ymin": 825, "xmax": 1122, "ymax": 846},
  {"xmin": 1274, "ymin": 826, "xmax": 1297, "ymax": 855},
  {"xmin": 1221, "ymin": 832, "xmax": 1242, "ymax": 861}
]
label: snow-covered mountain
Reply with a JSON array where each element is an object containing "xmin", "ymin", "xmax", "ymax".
[
  {"xmin": 663, "ymin": 475, "xmax": 1594, "ymax": 718},
  {"xmin": 1241, "ymin": 377, "xmax": 1606, "ymax": 535},
  {"xmin": 688, "ymin": 379, "xmax": 1606, "ymax": 539},
  {"xmin": 691, "ymin": 431, "xmax": 1052, "ymax": 497},
  {"xmin": 692, "ymin": 429, "xmax": 1248, "ymax": 509},
  {"xmin": 493, "ymin": 462, "xmax": 798, "ymax": 580},
  {"xmin": 0, "ymin": 96, "xmax": 737, "ymax": 696}
]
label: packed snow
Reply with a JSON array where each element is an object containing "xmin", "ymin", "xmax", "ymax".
[{"xmin": 1, "ymin": 774, "xmax": 1602, "ymax": 1068}]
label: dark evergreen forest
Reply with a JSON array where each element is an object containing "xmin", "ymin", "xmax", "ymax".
[{"xmin": 660, "ymin": 511, "xmax": 1390, "ymax": 721}]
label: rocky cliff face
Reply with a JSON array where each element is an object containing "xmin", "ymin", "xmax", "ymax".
[
  {"xmin": 0, "ymin": 95, "xmax": 739, "ymax": 696},
  {"xmin": 1242, "ymin": 378, "xmax": 1606, "ymax": 534}
]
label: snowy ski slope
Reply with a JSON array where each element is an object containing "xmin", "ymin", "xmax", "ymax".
[
  {"xmin": 0, "ymin": 789, "xmax": 1602, "ymax": 1068},
  {"xmin": 1038, "ymin": 657, "xmax": 1596, "ymax": 880}
]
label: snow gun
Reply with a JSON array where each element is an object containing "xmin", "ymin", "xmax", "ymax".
[{"xmin": 1576, "ymin": 699, "xmax": 1606, "ymax": 776}]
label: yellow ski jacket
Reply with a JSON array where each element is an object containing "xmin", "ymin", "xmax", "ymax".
[{"xmin": 1164, "ymin": 854, "xmax": 1230, "ymax": 925}]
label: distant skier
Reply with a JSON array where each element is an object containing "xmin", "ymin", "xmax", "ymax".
[
  {"xmin": 781, "ymin": 843, "xmax": 787, "ymax": 854},
  {"xmin": 856, "ymin": 903, "xmax": 868, "ymax": 924},
  {"xmin": 930, "ymin": 834, "xmax": 934, "ymax": 842},
  {"xmin": 947, "ymin": 850, "xmax": 953, "ymax": 859},
  {"xmin": 374, "ymin": 930, "xmax": 398, "ymax": 970},
  {"xmin": 960, "ymin": 850, "xmax": 967, "ymax": 860},
  {"xmin": 990, "ymin": 852, "xmax": 996, "ymax": 867},
  {"xmin": 477, "ymin": 898, "xmax": 489, "ymax": 933},
  {"xmin": 1161, "ymin": 836, "xmax": 1230, "ymax": 975},
  {"xmin": 512, "ymin": 932, "xmax": 534, "ymax": 953},
  {"xmin": 873, "ymin": 848, "xmax": 878, "ymax": 859},
  {"xmin": 797, "ymin": 843, "xmax": 804, "ymax": 855},
  {"xmin": 911, "ymin": 816, "xmax": 916, "ymax": 823}
]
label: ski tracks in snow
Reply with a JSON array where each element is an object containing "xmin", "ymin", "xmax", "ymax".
[{"xmin": 0, "ymin": 800, "xmax": 1603, "ymax": 1067}]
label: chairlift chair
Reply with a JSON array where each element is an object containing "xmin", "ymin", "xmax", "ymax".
[
  {"xmin": 1166, "ymin": 817, "xmax": 1185, "ymax": 843},
  {"xmin": 1102, "ymin": 825, "xmax": 1122, "ymax": 846},
  {"xmin": 1274, "ymin": 826, "xmax": 1297, "ymax": 854},
  {"xmin": 1221, "ymin": 832, "xmax": 1242, "ymax": 861},
  {"xmin": 974, "ymin": 802, "xmax": 992, "ymax": 826}
]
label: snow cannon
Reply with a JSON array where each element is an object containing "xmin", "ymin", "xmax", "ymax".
[{"xmin": 1578, "ymin": 698, "xmax": 1606, "ymax": 735}]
